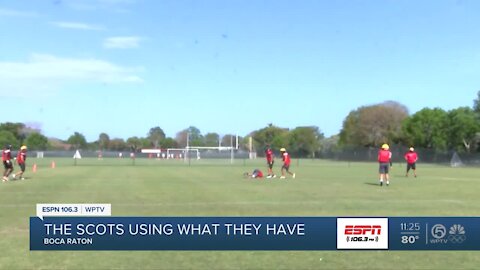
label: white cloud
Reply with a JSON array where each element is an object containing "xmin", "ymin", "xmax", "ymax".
[
  {"xmin": 0, "ymin": 8, "xmax": 38, "ymax": 17},
  {"xmin": 103, "ymin": 36, "xmax": 142, "ymax": 49},
  {"xmin": 0, "ymin": 53, "xmax": 143, "ymax": 97},
  {"xmin": 51, "ymin": 21, "xmax": 106, "ymax": 31}
]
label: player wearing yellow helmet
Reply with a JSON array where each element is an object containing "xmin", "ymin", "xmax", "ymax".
[
  {"xmin": 13, "ymin": 145, "xmax": 27, "ymax": 180},
  {"xmin": 377, "ymin": 144, "xmax": 392, "ymax": 186}
]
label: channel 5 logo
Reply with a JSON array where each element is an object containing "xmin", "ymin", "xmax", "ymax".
[{"xmin": 337, "ymin": 218, "xmax": 389, "ymax": 249}]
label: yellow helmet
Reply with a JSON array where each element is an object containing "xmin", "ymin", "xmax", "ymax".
[
  {"xmin": 20, "ymin": 145, "xmax": 27, "ymax": 150},
  {"xmin": 381, "ymin": 144, "xmax": 389, "ymax": 150},
  {"xmin": 280, "ymin": 148, "xmax": 286, "ymax": 152}
]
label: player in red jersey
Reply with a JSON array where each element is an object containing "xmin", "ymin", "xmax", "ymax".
[
  {"xmin": 404, "ymin": 147, "xmax": 418, "ymax": 178},
  {"xmin": 244, "ymin": 169, "xmax": 264, "ymax": 179},
  {"xmin": 265, "ymin": 145, "xmax": 276, "ymax": 178},
  {"xmin": 13, "ymin": 145, "xmax": 27, "ymax": 180},
  {"xmin": 279, "ymin": 148, "xmax": 295, "ymax": 179},
  {"xmin": 2, "ymin": 144, "xmax": 13, "ymax": 182},
  {"xmin": 378, "ymin": 144, "xmax": 392, "ymax": 186}
]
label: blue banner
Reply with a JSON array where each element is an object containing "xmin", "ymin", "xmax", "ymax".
[
  {"xmin": 29, "ymin": 217, "xmax": 480, "ymax": 250},
  {"xmin": 389, "ymin": 217, "xmax": 479, "ymax": 250}
]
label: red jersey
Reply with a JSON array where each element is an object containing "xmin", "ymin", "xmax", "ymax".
[
  {"xmin": 378, "ymin": 149, "xmax": 391, "ymax": 163},
  {"xmin": 265, "ymin": 149, "xmax": 274, "ymax": 162},
  {"xmin": 17, "ymin": 150, "xmax": 27, "ymax": 164},
  {"xmin": 282, "ymin": 152, "xmax": 291, "ymax": 165},
  {"xmin": 2, "ymin": 149, "xmax": 11, "ymax": 161},
  {"xmin": 404, "ymin": 152, "xmax": 418, "ymax": 164}
]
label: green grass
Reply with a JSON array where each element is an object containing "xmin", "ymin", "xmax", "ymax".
[{"xmin": 1, "ymin": 158, "xmax": 479, "ymax": 270}]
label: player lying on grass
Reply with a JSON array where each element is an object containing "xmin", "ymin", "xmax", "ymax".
[{"xmin": 243, "ymin": 169, "xmax": 264, "ymax": 179}]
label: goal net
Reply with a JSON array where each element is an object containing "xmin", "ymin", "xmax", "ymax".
[{"xmin": 450, "ymin": 152, "xmax": 464, "ymax": 167}]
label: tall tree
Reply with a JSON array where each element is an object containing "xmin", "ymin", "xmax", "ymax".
[
  {"xmin": 24, "ymin": 132, "xmax": 49, "ymax": 150},
  {"xmin": 109, "ymin": 138, "xmax": 127, "ymax": 151},
  {"xmin": 147, "ymin": 127, "xmax": 165, "ymax": 148},
  {"xmin": 473, "ymin": 90, "xmax": 480, "ymax": 114},
  {"xmin": 160, "ymin": 137, "xmax": 178, "ymax": 149},
  {"xmin": 98, "ymin": 133, "xmax": 110, "ymax": 150},
  {"xmin": 0, "ymin": 122, "xmax": 26, "ymax": 142},
  {"xmin": 339, "ymin": 101, "xmax": 408, "ymax": 146},
  {"xmin": 175, "ymin": 126, "xmax": 204, "ymax": 147},
  {"xmin": 447, "ymin": 107, "xmax": 480, "ymax": 152},
  {"xmin": 0, "ymin": 130, "xmax": 19, "ymax": 149},
  {"xmin": 204, "ymin": 132, "xmax": 220, "ymax": 147},
  {"xmin": 67, "ymin": 132, "xmax": 87, "ymax": 150},
  {"xmin": 126, "ymin": 136, "xmax": 143, "ymax": 151},
  {"xmin": 402, "ymin": 108, "xmax": 449, "ymax": 150},
  {"xmin": 288, "ymin": 126, "xmax": 324, "ymax": 157},
  {"xmin": 319, "ymin": 135, "xmax": 340, "ymax": 156},
  {"xmin": 251, "ymin": 124, "xmax": 289, "ymax": 151}
]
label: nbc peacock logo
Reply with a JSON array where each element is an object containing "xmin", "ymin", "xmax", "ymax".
[{"xmin": 448, "ymin": 224, "xmax": 466, "ymax": 244}]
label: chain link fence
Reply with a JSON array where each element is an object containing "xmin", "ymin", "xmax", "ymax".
[
  {"xmin": 318, "ymin": 145, "xmax": 480, "ymax": 166},
  {"xmin": 21, "ymin": 146, "xmax": 480, "ymax": 167}
]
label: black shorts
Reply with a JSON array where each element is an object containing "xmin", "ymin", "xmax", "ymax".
[
  {"xmin": 379, "ymin": 163, "xmax": 389, "ymax": 174},
  {"xmin": 19, "ymin": 163, "xmax": 26, "ymax": 172},
  {"xmin": 267, "ymin": 160, "xmax": 274, "ymax": 169},
  {"xmin": 3, "ymin": 161, "xmax": 13, "ymax": 170},
  {"xmin": 407, "ymin": 163, "xmax": 416, "ymax": 170},
  {"xmin": 282, "ymin": 164, "xmax": 290, "ymax": 171}
]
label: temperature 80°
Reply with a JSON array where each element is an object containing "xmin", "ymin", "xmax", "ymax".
[{"xmin": 401, "ymin": 235, "xmax": 419, "ymax": 244}]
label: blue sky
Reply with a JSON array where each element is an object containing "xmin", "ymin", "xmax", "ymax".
[{"xmin": 1, "ymin": 0, "xmax": 479, "ymax": 141}]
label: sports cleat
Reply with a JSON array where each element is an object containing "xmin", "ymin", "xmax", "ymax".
[
  {"xmin": 380, "ymin": 182, "xmax": 383, "ymax": 186},
  {"xmin": 2, "ymin": 176, "xmax": 8, "ymax": 182},
  {"xmin": 272, "ymin": 175, "xmax": 277, "ymax": 178},
  {"xmin": 386, "ymin": 182, "xmax": 389, "ymax": 186},
  {"xmin": 280, "ymin": 176, "xmax": 286, "ymax": 179},
  {"xmin": 266, "ymin": 175, "xmax": 272, "ymax": 179},
  {"xmin": 292, "ymin": 173, "xmax": 296, "ymax": 179}
]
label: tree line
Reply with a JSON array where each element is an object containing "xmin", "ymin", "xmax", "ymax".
[
  {"xmin": 339, "ymin": 91, "xmax": 480, "ymax": 153},
  {"xmin": 2, "ymin": 91, "xmax": 479, "ymax": 156}
]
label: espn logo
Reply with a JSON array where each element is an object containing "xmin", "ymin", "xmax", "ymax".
[
  {"xmin": 345, "ymin": 225, "xmax": 382, "ymax": 235},
  {"xmin": 337, "ymin": 218, "xmax": 388, "ymax": 250}
]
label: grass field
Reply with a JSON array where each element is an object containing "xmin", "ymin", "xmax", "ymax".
[{"xmin": 0, "ymin": 157, "xmax": 479, "ymax": 270}]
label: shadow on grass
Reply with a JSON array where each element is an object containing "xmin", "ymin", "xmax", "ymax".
[
  {"xmin": 5, "ymin": 177, "xmax": 31, "ymax": 182},
  {"xmin": 364, "ymin": 182, "xmax": 380, "ymax": 186}
]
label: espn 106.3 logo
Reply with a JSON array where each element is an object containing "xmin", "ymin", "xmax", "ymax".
[{"xmin": 337, "ymin": 218, "xmax": 389, "ymax": 249}]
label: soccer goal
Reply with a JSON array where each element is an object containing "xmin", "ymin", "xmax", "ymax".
[{"xmin": 450, "ymin": 152, "xmax": 464, "ymax": 167}]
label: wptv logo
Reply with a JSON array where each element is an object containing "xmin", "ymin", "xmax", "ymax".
[{"xmin": 337, "ymin": 218, "xmax": 389, "ymax": 249}]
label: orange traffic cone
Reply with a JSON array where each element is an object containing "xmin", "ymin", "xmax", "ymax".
[
  {"xmin": 51, "ymin": 161, "xmax": 56, "ymax": 169},
  {"xmin": 32, "ymin": 163, "xmax": 37, "ymax": 173}
]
